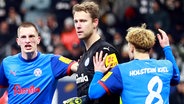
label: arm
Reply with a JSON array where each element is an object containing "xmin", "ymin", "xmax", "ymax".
[
  {"xmin": 157, "ymin": 29, "xmax": 180, "ymax": 85},
  {"xmin": 70, "ymin": 61, "xmax": 78, "ymax": 73},
  {"xmin": 88, "ymin": 51, "xmax": 110, "ymax": 99}
]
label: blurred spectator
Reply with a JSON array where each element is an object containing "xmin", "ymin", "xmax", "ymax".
[
  {"xmin": 99, "ymin": 12, "xmax": 122, "ymax": 44},
  {"xmin": 113, "ymin": 32, "xmax": 124, "ymax": 53},
  {"xmin": 36, "ymin": 19, "xmax": 53, "ymax": 52},
  {"xmin": 60, "ymin": 17, "xmax": 81, "ymax": 55},
  {"xmin": 176, "ymin": 35, "xmax": 184, "ymax": 69},
  {"xmin": 145, "ymin": 0, "xmax": 171, "ymax": 60},
  {"xmin": 121, "ymin": 6, "xmax": 145, "ymax": 37},
  {"xmin": 0, "ymin": 21, "xmax": 12, "ymax": 47},
  {"xmin": 6, "ymin": 7, "xmax": 22, "ymax": 26},
  {"xmin": 166, "ymin": 0, "xmax": 184, "ymax": 43},
  {"xmin": 5, "ymin": 0, "xmax": 23, "ymax": 18},
  {"xmin": 169, "ymin": 69, "xmax": 184, "ymax": 104},
  {"xmin": 21, "ymin": 0, "xmax": 51, "ymax": 24},
  {"xmin": 11, "ymin": 44, "xmax": 20, "ymax": 55},
  {"xmin": 0, "ymin": 0, "xmax": 7, "ymax": 22},
  {"xmin": 53, "ymin": 44, "xmax": 69, "ymax": 56},
  {"xmin": 50, "ymin": 0, "xmax": 80, "ymax": 30},
  {"xmin": 113, "ymin": 0, "xmax": 138, "ymax": 22},
  {"xmin": 47, "ymin": 14, "xmax": 60, "ymax": 35},
  {"xmin": 146, "ymin": 0, "xmax": 171, "ymax": 33}
]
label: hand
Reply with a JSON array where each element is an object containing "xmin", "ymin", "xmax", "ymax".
[
  {"xmin": 157, "ymin": 29, "xmax": 170, "ymax": 48},
  {"xmin": 71, "ymin": 62, "xmax": 79, "ymax": 72},
  {"xmin": 93, "ymin": 51, "xmax": 110, "ymax": 73}
]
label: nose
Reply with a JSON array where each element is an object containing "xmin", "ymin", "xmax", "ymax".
[
  {"xmin": 75, "ymin": 22, "xmax": 81, "ymax": 29},
  {"xmin": 25, "ymin": 36, "xmax": 31, "ymax": 43}
]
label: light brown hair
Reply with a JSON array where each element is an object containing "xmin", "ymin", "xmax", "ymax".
[
  {"xmin": 125, "ymin": 24, "xmax": 156, "ymax": 52},
  {"xmin": 72, "ymin": 1, "xmax": 100, "ymax": 19}
]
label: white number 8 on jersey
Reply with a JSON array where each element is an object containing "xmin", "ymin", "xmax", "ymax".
[{"xmin": 145, "ymin": 76, "xmax": 163, "ymax": 104}]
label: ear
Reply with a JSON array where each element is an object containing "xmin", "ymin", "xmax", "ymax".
[
  {"xmin": 37, "ymin": 36, "xmax": 41, "ymax": 44},
  {"xmin": 93, "ymin": 18, "xmax": 99, "ymax": 28},
  {"xmin": 129, "ymin": 43, "xmax": 135, "ymax": 53},
  {"xmin": 16, "ymin": 38, "xmax": 20, "ymax": 46}
]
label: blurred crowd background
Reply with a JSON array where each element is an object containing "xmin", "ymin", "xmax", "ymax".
[{"xmin": 0, "ymin": 0, "xmax": 184, "ymax": 103}]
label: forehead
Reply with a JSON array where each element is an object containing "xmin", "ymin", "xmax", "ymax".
[
  {"xmin": 74, "ymin": 11, "xmax": 91, "ymax": 20},
  {"xmin": 18, "ymin": 26, "xmax": 38, "ymax": 37}
]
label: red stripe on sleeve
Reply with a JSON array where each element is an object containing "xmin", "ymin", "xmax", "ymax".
[
  {"xmin": 0, "ymin": 85, "xmax": 8, "ymax": 88},
  {"xmin": 98, "ymin": 81, "xmax": 110, "ymax": 95},
  {"xmin": 66, "ymin": 61, "xmax": 76, "ymax": 75}
]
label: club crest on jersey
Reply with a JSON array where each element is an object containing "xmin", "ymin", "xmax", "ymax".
[
  {"xmin": 85, "ymin": 57, "xmax": 90, "ymax": 66},
  {"xmin": 101, "ymin": 72, "xmax": 112, "ymax": 81},
  {"xmin": 34, "ymin": 68, "xmax": 42, "ymax": 77},
  {"xmin": 105, "ymin": 53, "xmax": 118, "ymax": 68},
  {"xmin": 59, "ymin": 56, "xmax": 72, "ymax": 64}
]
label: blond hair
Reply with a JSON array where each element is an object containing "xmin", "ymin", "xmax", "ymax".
[
  {"xmin": 17, "ymin": 22, "xmax": 39, "ymax": 37},
  {"xmin": 72, "ymin": 1, "xmax": 99, "ymax": 19},
  {"xmin": 125, "ymin": 24, "xmax": 155, "ymax": 52}
]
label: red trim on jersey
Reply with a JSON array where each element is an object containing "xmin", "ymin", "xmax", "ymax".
[
  {"xmin": 67, "ymin": 61, "xmax": 76, "ymax": 75},
  {"xmin": 0, "ymin": 85, "xmax": 8, "ymax": 88},
  {"xmin": 98, "ymin": 81, "xmax": 110, "ymax": 95}
]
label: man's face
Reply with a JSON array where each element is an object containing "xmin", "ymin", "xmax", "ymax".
[
  {"xmin": 16, "ymin": 26, "xmax": 40, "ymax": 54},
  {"xmin": 73, "ymin": 11, "xmax": 95, "ymax": 40}
]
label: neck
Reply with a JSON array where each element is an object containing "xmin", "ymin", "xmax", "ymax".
[
  {"xmin": 84, "ymin": 33, "xmax": 100, "ymax": 50},
  {"xmin": 22, "ymin": 51, "xmax": 37, "ymax": 60},
  {"xmin": 133, "ymin": 51, "xmax": 150, "ymax": 60}
]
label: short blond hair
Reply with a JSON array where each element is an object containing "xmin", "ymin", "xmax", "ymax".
[
  {"xmin": 72, "ymin": 1, "xmax": 99, "ymax": 19},
  {"xmin": 125, "ymin": 24, "xmax": 155, "ymax": 52},
  {"xmin": 17, "ymin": 22, "xmax": 39, "ymax": 37}
]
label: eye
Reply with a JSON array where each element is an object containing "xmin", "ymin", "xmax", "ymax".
[
  {"xmin": 29, "ymin": 35, "xmax": 35, "ymax": 38},
  {"xmin": 20, "ymin": 35, "xmax": 26, "ymax": 38}
]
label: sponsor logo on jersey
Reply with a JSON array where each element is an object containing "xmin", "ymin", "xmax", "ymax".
[
  {"xmin": 34, "ymin": 68, "xmax": 42, "ymax": 77},
  {"xmin": 76, "ymin": 74, "xmax": 89, "ymax": 84},
  {"xmin": 105, "ymin": 53, "xmax": 118, "ymax": 68},
  {"xmin": 101, "ymin": 72, "xmax": 112, "ymax": 81},
  {"xmin": 10, "ymin": 70, "xmax": 16, "ymax": 76},
  {"xmin": 103, "ymin": 47, "xmax": 110, "ymax": 51},
  {"xmin": 84, "ymin": 57, "xmax": 90, "ymax": 66},
  {"xmin": 59, "ymin": 56, "xmax": 72, "ymax": 64},
  {"xmin": 13, "ymin": 84, "xmax": 40, "ymax": 95}
]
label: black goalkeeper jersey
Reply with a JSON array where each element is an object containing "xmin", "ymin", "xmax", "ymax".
[{"xmin": 76, "ymin": 39, "xmax": 122, "ymax": 104}]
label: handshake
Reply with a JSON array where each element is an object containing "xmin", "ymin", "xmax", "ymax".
[{"xmin": 63, "ymin": 95, "xmax": 87, "ymax": 104}]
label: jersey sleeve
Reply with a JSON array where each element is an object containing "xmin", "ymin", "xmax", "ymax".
[
  {"xmin": 97, "ymin": 45, "xmax": 122, "ymax": 69},
  {"xmin": 88, "ymin": 66, "xmax": 122, "ymax": 99},
  {"xmin": 88, "ymin": 71, "xmax": 106, "ymax": 99},
  {"xmin": 51, "ymin": 55, "xmax": 75, "ymax": 79},
  {"xmin": 163, "ymin": 46, "xmax": 180, "ymax": 85},
  {"xmin": 0, "ymin": 63, "xmax": 9, "ymax": 88}
]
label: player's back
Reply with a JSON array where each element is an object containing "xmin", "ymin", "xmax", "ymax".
[{"xmin": 119, "ymin": 59, "xmax": 173, "ymax": 104}]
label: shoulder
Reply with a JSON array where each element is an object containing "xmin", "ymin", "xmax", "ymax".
[{"xmin": 3, "ymin": 54, "xmax": 19, "ymax": 62}]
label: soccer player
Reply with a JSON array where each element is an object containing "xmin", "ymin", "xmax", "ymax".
[
  {"xmin": 88, "ymin": 24, "xmax": 180, "ymax": 104},
  {"xmin": 0, "ymin": 22, "xmax": 78, "ymax": 103},
  {"xmin": 64, "ymin": 1, "xmax": 122, "ymax": 104}
]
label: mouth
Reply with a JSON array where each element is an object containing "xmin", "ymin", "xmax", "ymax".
[
  {"xmin": 25, "ymin": 44, "xmax": 32, "ymax": 50},
  {"xmin": 77, "ymin": 30, "xmax": 83, "ymax": 34}
]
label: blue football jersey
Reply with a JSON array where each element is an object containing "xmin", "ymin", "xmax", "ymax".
[
  {"xmin": 101, "ymin": 59, "xmax": 173, "ymax": 104},
  {"xmin": 88, "ymin": 46, "xmax": 180, "ymax": 104},
  {"xmin": 0, "ymin": 52, "xmax": 74, "ymax": 104}
]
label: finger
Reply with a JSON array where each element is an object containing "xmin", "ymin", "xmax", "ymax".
[
  {"xmin": 93, "ymin": 55, "xmax": 96, "ymax": 66},
  {"xmin": 99, "ymin": 51, "xmax": 103, "ymax": 61},
  {"xmin": 95, "ymin": 51, "xmax": 99, "ymax": 62},
  {"xmin": 157, "ymin": 33, "xmax": 162, "ymax": 42},
  {"xmin": 102, "ymin": 53, "xmax": 108, "ymax": 63}
]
